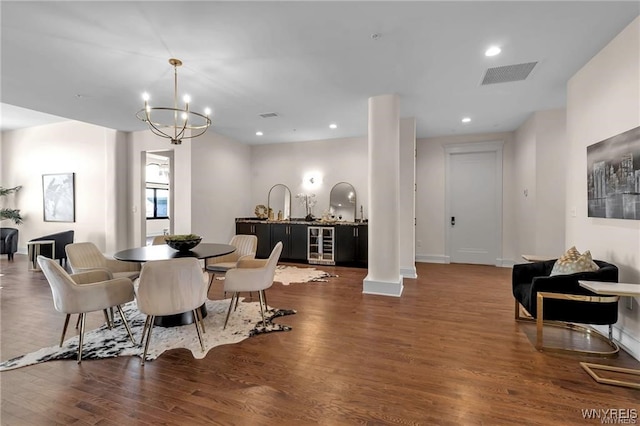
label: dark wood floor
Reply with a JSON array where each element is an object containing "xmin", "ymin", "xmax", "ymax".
[{"xmin": 1, "ymin": 255, "xmax": 638, "ymax": 425}]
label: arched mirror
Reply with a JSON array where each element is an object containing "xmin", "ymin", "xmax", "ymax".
[
  {"xmin": 329, "ymin": 182, "xmax": 356, "ymax": 222},
  {"xmin": 267, "ymin": 184, "xmax": 291, "ymax": 220}
]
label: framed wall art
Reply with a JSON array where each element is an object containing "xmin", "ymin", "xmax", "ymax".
[
  {"xmin": 587, "ymin": 126, "xmax": 640, "ymax": 220},
  {"xmin": 42, "ymin": 173, "xmax": 75, "ymax": 222}
]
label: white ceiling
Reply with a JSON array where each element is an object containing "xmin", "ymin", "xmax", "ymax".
[{"xmin": 1, "ymin": 1, "xmax": 638, "ymax": 144}]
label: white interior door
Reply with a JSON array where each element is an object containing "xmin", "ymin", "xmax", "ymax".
[{"xmin": 448, "ymin": 149, "xmax": 500, "ymax": 265}]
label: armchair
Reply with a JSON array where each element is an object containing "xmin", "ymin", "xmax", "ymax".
[
  {"xmin": 66, "ymin": 242, "xmax": 141, "ymax": 280},
  {"xmin": 0, "ymin": 227, "xmax": 18, "ymax": 261},
  {"xmin": 205, "ymin": 234, "xmax": 257, "ymax": 288},
  {"xmin": 37, "ymin": 255, "xmax": 136, "ymax": 363},
  {"xmin": 29, "ymin": 230, "xmax": 74, "ymax": 266},
  {"xmin": 223, "ymin": 241, "xmax": 282, "ymax": 329},
  {"xmin": 512, "ymin": 259, "xmax": 619, "ymax": 356}
]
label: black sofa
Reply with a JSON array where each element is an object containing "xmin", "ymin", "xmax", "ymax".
[
  {"xmin": 29, "ymin": 230, "xmax": 74, "ymax": 266},
  {"xmin": 512, "ymin": 259, "xmax": 619, "ymax": 325},
  {"xmin": 513, "ymin": 259, "xmax": 620, "ymax": 355},
  {"xmin": 0, "ymin": 227, "xmax": 18, "ymax": 261}
]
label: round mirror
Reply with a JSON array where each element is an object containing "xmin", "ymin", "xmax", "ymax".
[
  {"xmin": 329, "ymin": 182, "xmax": 356, "ymax": 222},
  {"xmin": 267, "ymin": 184, "xmax": 291, "ymax": 220}
]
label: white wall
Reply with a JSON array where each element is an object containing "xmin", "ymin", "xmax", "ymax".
[
  {"xmin": 191, "ymin": 131, "xmax": 252, "ymax": 243},
  {"xmin": 514, "ymin": 116, "xmax": 538, "ymax": 257},
  {"xmin": 126, "ymin": 130, "xmax": 192, "ymax": 248},
  {"xmin": 534, "ymin": 109, "xmax": 567, "ymax": 257},
  {"xmin": 513, "ymin": 109, "xmax": 567, "ymax": 258},
  {"xmin": 250, "ymin": 137, "xmax": 368, "ymax": 220},
  {"xmin": 415, "ymin": 132, "xmax": 516, "ymax": 265},
  {"xmin": 566, "ymin": 16, "xmax": 640, "ymax": 359},
  {"xmin": 0, "ymin": 121, "xmax": 124, "ymax": 252}
]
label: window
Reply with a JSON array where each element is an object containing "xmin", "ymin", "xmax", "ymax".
[{"xmin": 146, "ymin": 187, "xmax": 169, "ymax": 219}]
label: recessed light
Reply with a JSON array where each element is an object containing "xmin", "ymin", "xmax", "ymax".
[
  {"xmin": 256, "ymin": 131, "xmax": 263, "ymax": 136},
  {"xmin": 329, "ymin": 123, "xmax": 337, "ymax": 129},
  {"xmin": 462, "ymin": 117, "xmax": 471, "ymax": 123},
  {"xmin": 485, "ymin": 46, "xmax": 501, "ymax": 57}
]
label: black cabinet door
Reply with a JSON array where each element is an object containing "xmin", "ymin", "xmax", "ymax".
[
  {"xmin": 335, "ymin": 225, "xmax": 356, "ymax": 263},
  {"xmin": 254, "ymin": 223, "xmax": 271, "ymax": 259},
  {"xmin": 356, "ymin": 225, "xmax": 368, "ymax": 265},
  {"xmin": 270, "ymin": 224, "xmax": 289, "ymax": 258},
  {"xmin": 235, "ymin": 222, "xmax": 253, "ymax": 235},
  {"xmin": 289, "ymin": 224, "xmax": 308, "ymax": 261}
]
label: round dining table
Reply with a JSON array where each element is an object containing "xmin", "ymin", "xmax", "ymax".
[{"xmin": 114, "ymin": 243, "xmax": 236, "ymax": 327}]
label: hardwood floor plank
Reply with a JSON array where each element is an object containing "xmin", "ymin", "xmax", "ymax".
[{"xmin": 1, "ymin": 256, "xmax": 638, "ymax": 425}]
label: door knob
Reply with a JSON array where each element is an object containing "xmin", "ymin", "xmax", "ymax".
[{"xmin": 451, "ymin": 216, "xmax": 455, "ymax": 226}]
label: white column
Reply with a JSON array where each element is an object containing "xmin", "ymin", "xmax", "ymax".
[
  {"xmin": 363, "ymin": 94, "xmax": 403, "ymax": 297},
  {"xmin": 399, "ymin": 117, "xmax": 417, "ymax": 278}
]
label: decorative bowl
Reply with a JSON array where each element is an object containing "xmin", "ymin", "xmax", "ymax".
[{"xmin": 164, "ymin": 234, "xmax": 202, "ymax": 252}]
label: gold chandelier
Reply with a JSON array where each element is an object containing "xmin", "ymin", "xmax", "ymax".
[{"xmin": 136, "ymin": 58, "xmax": 211, "ymax": 145}]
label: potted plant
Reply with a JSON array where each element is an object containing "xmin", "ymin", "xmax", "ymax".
[{"xmin": 0, "ymin": 186, "xmax": 24, "ymax": 224}]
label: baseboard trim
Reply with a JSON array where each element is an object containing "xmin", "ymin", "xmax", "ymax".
[
  {"xmin": 497, "ymin": 258, "xmax": 517, "ymax": 268},
  {"xmin": 400, "ymin": 266, "xmax": 417, "ymax": 279},
  {"xmin": 415, "ymin": 254, "xmax": 449, "ymax": 264},
  {"xmin": 363, "ymin": 275, "xmax": 404, "ymax": 297}
]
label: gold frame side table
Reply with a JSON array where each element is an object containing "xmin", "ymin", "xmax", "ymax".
[
  {"xmin": 578, "ymin": 280, "xmax": 640, "ymax": 389},
  {"xmin": 27, "ymin": 240, "xmax": 55, "ymax": 271}
]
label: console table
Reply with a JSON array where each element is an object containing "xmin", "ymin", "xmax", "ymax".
[{"xmin": 578, "ymin": 280, "xmax": 640, "ymax": 390}]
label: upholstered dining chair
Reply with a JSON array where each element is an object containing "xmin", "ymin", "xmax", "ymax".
[
  {"xmin": 66, "ymin": 242, "xmax": 141, "ymax": 280},
  {"xmin": 205, "ymin": 234, "xmax": 258, "ymax": 289},
  {"xmin": 223, "ymin": 241, "xmax": 282, "ymax": 330},
  {"xmin": 150, "ymin": 235, "xmax": 168, "ymax": 245},
  {"xmin": 136, "ymin": 257, "xmax": 209, "ymax": 365},
  {"xmin": 37, "ymin": 255, "xmax": 136, "ymax": 363}
]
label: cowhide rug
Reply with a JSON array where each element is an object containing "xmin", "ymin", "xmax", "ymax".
[
  {"xmin": 217, "ymin": 265, "xmax": 338, "ymax": 286},
  {"xmin": 0, "ymin": 298, "xmax": 295, "ymax": 371}
]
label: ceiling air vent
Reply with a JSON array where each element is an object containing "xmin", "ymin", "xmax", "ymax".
[
  {"xmin": 259, "ymin": 112, "xmax": 279, "ymax": 118},
  {"xmin": 481, "ymin": 62, "xmax": 538, "ymax": 85}
]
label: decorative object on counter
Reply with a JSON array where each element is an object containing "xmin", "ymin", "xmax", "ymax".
[
  {"xmin": 268, "ymin": 209, "xmax": 275, "ymax": 220},
  {"xmin": 164, "ymin": 234, "xmax": 202, "ymax": 252},
  {"xmin": 254, "ymin": 204, "xmax": 268, "ymax": 219},
  {"xmin": 268, "ymin": 184, "xmax": 291, "ymax": 220},
  {"xmin": 329, "ymin": 182, "xmax": 356, "ymax": 222},
  {"xmin": 0, "ymin": 298, "xmax": 296, "ymax": 370},
  {"xmin": 296, "ymin": 193, "xmax": 317, "ymax": 221},
  {"xmin": 277, "ymin": 210, "xmax": 283, "ymax": 221}
]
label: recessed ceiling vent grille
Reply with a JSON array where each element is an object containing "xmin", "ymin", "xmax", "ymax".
[
  {"xmin": 481, "ymin": 62, "xmax": 538, "ymax": 85},
  {"xmin": 259, "ymin": 112, "xmax": 279, "ymax": 118}
]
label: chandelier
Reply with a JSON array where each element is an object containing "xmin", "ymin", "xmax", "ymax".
[{"xmin": 136, "ymin": 58, "xmax": 211, "ymax": 145}]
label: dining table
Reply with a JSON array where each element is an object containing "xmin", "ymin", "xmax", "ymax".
[{"xmin": 114, "ymin": 243, "xmax": 236, "ymax": 327}]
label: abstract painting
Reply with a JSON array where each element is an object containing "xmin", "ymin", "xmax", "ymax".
[
  {"xmin": 42, "ymin": 173, "xmax": 75, "ymax": 222},
  {"xmin": 587, "ymin": 126, "xmax": 640, "ymax": 219}
]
